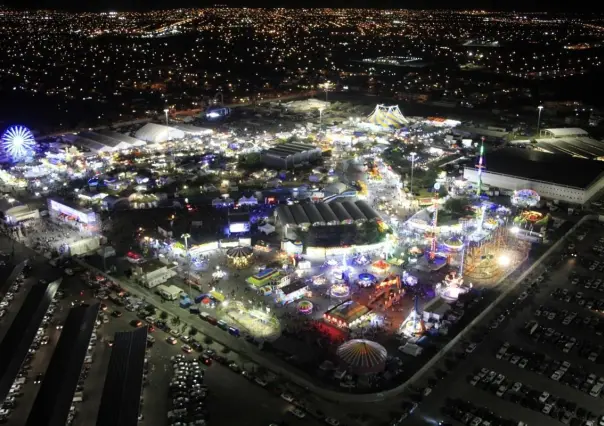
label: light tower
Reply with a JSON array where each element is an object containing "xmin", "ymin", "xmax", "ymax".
[
  {"xmin": 475, "ymin": 137, "xmax": 487, "ymax": 230},
  {"xmin": 476, "ymin": 137, "xmax": 486, "ymax": 197},
  {"xmin": 430, "ymin": 182, "xmax": 441, "ymax": 260}
]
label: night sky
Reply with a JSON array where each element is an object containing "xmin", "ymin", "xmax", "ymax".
[{"xmin": 1, "ymin": 0, "xmax": 599, "ymax": 12}]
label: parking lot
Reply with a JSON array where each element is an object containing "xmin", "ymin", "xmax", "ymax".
[{"xmin": 402, "ymin": 219, "xmax": 604, "ymax": 426}]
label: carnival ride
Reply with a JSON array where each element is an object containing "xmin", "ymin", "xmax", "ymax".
[
  {"xmin": 435, "ymin": 270, "xmax": 470, "ymax": 302},
  {"xmin": 511, "ymin": 189, "xmax": 540, "ymax": 208},
  {"xmin": 297, "ymin": 300, "xmax": 314, "ymax": 315},
  {"xmin": 399, "ymin": 296, "xmax": 426, "ymax": 337},
  {"xmin": 367, "ymin": 275, "xmax": 403, "ymax": 310},
  {"xmin": 357, "ymin": 272, "xmax": 377, "ymax": 287},
  {"xmin": 330, "ymin": 283, "xmax": 351, "ymax": 298},
  {"xmin": 2, "ymin": 125, "xmax": 36, "ymax": 161}
]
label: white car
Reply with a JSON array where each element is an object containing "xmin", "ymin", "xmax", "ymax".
[
  {"xmin": 542, "ymin": 404, "xmax": 553, "ymax": 415},
  {"xmin": 288, "ymin": 408, "xmax": 306, "ymax": 419},
  {"xmin": 325, "ymin": 418, "xmax": 340, "ymax": 426},
  {"xmin": 493, "ymin": 374, "xmax": 505, "ymax": 385},
  {"xmin": 539, "ymin": 391, "xmax": 550, "ymax": 403},
  {"xmin": 496, "ymin": 386, "xmax": 507, "ymax": 397},
  {"xmin": 511, "ymin": 382, "xmax": 522, "ymax": 392},
  {"xmin": 280, "ymin": 393, "xmax": 295, "ymax": 403},
  {"xmin": 518, "ymin": 358, "xmax": 529, "ymax": 369},
  {"xmin": 551, "ymin": 371, "xmax": 563, "ymax": 381},
  {"xmin": 510, "ymin": 356, "xmax": 521, "ymax": 365},
  {"xmin": 466, "ymin": 343, "xmax": 477, "ymax": 353},
  {"xmin": 470, "ymin": 417, "xmax": 483, "ymax": 426}
]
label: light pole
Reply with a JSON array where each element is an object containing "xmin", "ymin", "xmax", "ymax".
[
  {"xmin": 163, "ymin": 108, "xmax": 169, "ymax": 125},
  {"xmin": 409, "ymin": 152, "xmax": 417, "ymax": 208},
  {"xmin": 537, "ymin": 105, "xmax": 544, "ymax": 136},
  {"xmin": 320, "ymin": 81, "xmax": 332, "ymax": 102},
  {"xmin": 182, "ymin": 233, "xmax": 191, "ymax": 298},
  {"xmin": 318, "ymin": 107, "xmax": 324, "ymax": 127}
]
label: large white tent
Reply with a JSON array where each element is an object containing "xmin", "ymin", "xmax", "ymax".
[
  {"xmin": 135, "ymin": 123, "xmax": 185, "ymax": 143},
  {"xmin": 64, "ymin": 130, "xmax": 146, "ymax": 153}
]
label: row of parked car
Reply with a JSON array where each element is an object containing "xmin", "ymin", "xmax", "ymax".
[
  {"xmin": 469, "ymin": 366, "xmax": 596, "ymax": 425},
  {"xmin": 495, "ymin": 341, "xmax": 604, "ymax": 398},
  {"xmin": 168, "ymin": 356, "xmax": 207, "ymax": 426},
  {"xmin": 441, "ymin": 397, "xmax": 528, "ymax": 426},
  {"xmin": 553, "ymin": 287, "xmax": 604, "ymax": 316},
  {"xmin": 0, "ymin": 268, "xmax": 25, "ymax": 320}
]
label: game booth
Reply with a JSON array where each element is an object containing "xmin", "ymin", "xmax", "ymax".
[
  {"xmin": 323, "ymin": 300, "xmax": 372, "ymax": 329},
  {"xmin": 246, "ymin": 268, "xmax": 282, "ymax": 288}
]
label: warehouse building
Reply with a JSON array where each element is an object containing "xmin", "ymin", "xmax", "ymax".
[
  {"xmin": 463, "ymin": 148, "xmax": 604, "ymax": 205},
  {"xmin": 276, "ymin": 201, "xmax": 381, "ymax": 239},
  {"xmin": 261, "ymin": 142, "xmax": 321, "ymax": 168}
]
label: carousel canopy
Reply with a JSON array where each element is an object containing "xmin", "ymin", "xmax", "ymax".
[
  {"xmin": 226, "ymin": 246, "xmax": 253, "ymax": 258},
  {"xmin": 336, "ymin": 339, "xmax": 387, "ymax": 374}
]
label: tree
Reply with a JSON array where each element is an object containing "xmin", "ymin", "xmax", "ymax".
[
  {"xmin": 159, "ymin": 311, "xmax": 168, "ymax": 320},
  {"xmin": 204, "ymin": 336, "xmax": 213, "ymax": 345},
  {"xmin": 145, "ymin": 305, "xmax": 156, "ymax": 315},
  {"xmin": 444, "ymin": 197, "xmax": 471, "ymax": 217},
  {"xmin": 189, "ymin": 327, "xmax": 198, "ymax": 337},
  {"xmin": 171, "ymin": 316, "xmax": 181, "ymax": 326}
]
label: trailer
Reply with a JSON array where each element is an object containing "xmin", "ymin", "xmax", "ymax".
[{"xmin": 157, "ymin": 284, "xmax": 183, "ymax": 301}]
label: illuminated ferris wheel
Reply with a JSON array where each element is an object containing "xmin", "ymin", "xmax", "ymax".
[{"xmin": 1, "ymin": 125, "xmax": 36, "ymax": 160}]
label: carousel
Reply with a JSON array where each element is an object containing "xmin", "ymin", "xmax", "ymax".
[
  {"xmin": 297, "ymin": 300, "xmax": 314, "ymax": 315},
  {"xmin": 336, "ymin": 339, "xmax": 387, "ymax": 374},
  {"xmin": 330, "ymin": 283, "xmax": 351, "ymax": 298},
  {"xmin": 226, "ymin": 246, "xmax": 254, "ymax": 269},
  {"xmin": 357, "ymin": 272, "xmax": 377, "ymax": 288}
]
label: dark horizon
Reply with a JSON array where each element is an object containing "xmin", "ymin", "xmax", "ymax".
[{"xmin": 1, "ymin": 1, "xmax": 601, "ymax": 12}]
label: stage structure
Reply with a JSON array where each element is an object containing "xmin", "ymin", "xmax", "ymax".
[{"xmin": 366, "ymin": 105, "xmax": 409, "ymax": 129}]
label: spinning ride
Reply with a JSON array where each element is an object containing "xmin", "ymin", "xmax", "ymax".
[
  {"xmin": 2, "ymin": 125, "xmax": 36, "ymax": 161},
  {"xmin": 336, "ymin": 339, "xmax": 387, "ymax": 374},
  {"xmin": 511, "ymin": 189, "xmax": 540, "ymax": 208},
  {"xmin": 297, "ymin": 300, "xmax": 314, "ymax": 315},
  {"xmin": 330, "ymin": 283, "xmax": 351, "ymax": 298}
]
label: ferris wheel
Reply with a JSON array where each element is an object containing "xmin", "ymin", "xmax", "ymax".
[{"xmin": 1, "ymin": 125, "xmax": 36, "ymax": 160}]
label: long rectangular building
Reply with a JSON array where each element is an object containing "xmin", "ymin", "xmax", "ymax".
[
  {"xmin": 26, "ymin": 303, "xmax": 100, "ymax": 426},
  {"xmin": 261, "ymin": 142, "xmax": 321, "ymax": 168},
  {"xmin": 0, "ymin": 277, "xmax": 61, "ymax": 401},
  {"xmin": 463, "ymin": 148, "xmax": 604, "ymax": 205},
  {"xmin": 96, "ymin": 327, "xmax": 148, "ymax": 426}
]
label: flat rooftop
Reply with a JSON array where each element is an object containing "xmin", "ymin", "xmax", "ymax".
[
  {"xmin": 97, "ymin": 327, "xmax": 148, "ymax": 426},
  {"xmin": 26, "ymin": 303, "xmax": 100, "ymax": 426},
  {"xmin": 513, "ymin": 137, "xmax": 604, "ymax": 160},
  {"xmin": 468, "ymin": 148, "xmax": 604, "ymax": 189}
]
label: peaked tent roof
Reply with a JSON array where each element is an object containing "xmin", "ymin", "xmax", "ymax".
[{"xmin": 366, "ymin": 104, "xmax": 409, "ymax": 128}]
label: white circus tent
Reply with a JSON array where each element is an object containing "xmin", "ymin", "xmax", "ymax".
[{"xmin": 366, "ymin": 105, "xmax": 409, "ymax": 129}]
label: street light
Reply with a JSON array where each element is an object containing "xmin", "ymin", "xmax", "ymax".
[
  {"xmin": 182, "ymin": 233, "xmax": 191, "ymax": 298},
  {"xmin": 163, "ymin": 108, "xmax": 169, "ymax": 125},
  {"xmin": 320, "ymin": 81, "xmax": 332, "ymax": 102},
  {"xmin": 409, "ymin": 152, "xmax": 417, "ymax": 208},
  {"xmin": 537, "ymin": 105, "xmax": 544, "ymax": 136}
]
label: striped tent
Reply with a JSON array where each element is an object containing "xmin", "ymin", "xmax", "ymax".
[
  {"xmin": 336, "ymin": 339, "xmax": 387, "ymax": 374},
  {"xmin": 366, "ymin": 104, "xmax": 409, "ymax": 129}
]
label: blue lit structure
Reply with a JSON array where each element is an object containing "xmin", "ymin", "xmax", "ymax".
[
  {"xmin": 205, "ymin": 105, "xmax": 231, "ymax": 120},
  {"xmin": 2, "ymin": 125, "xmax": 36, "ymax": 160}
]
